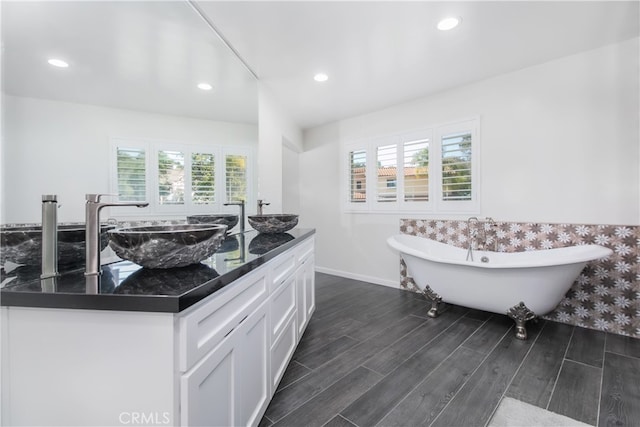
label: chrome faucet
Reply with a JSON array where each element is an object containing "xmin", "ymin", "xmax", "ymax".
[
  {"xmin": 466, "ymin": 216, "xmax": 479, "ymax": 261},
  {"xmin": 224, "ymin": 200, "xmax": 245, "ymax": 233},
  {"xmin": 41, "ymin": 194, "xmax": 59, "ymax": 285},
  {"xmin": 84, "ymin": 194, "xmax": 148, "ymax": 283},
  {"xmin": 484, "ymin": 217, "xmax": 498, "ymax": 252},
  {"xmin": 257, "ymin": 199, "xmax": 270, "ymax": 215}
]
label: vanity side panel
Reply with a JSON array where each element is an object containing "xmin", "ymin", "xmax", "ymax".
[{"xmin": 2, "ymin": 307, "xmax": 176, "ymax": 427}]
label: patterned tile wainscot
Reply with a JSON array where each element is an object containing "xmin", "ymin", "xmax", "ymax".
[{"xmin": 399, "ymin": 219, "xmax": 640, "ymax": 338}]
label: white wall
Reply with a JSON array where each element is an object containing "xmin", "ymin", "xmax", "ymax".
[
  {"xmin": 2, "ymin": 96, "xmax": 257, "ymax": 223},
  {"xmin": 258, "ymin": 84, "xmax": 303, "ymax": 213},
  {"xmin": 301, "ymin": 38, "xmax": 640, "ymax": 287}
]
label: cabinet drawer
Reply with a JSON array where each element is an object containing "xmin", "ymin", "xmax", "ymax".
[
  {"xmin": 270, "ymin": 310, "xmax": 297, "ymax": 391},
  {"xmin": 271, "ymin": 251, "xmax": 296, "ymax": 290},
  {"xmin": 179, "ymin": 268, "xmax": 268, "ymax": 372},
  {"xmin": 270, "ymin": 275, "xmax": 296, "ymax": 340},
  {"xmin": 296, "ymin": 237, "xmax": 314, "ymax": 263}
]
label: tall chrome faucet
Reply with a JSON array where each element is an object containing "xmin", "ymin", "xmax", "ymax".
[
  {"xmin": 41, "ymin": 195, "xmax": 59, "ymax": 288},
  {"xmin": 257, "ymin": 199, "xmax": 270, "ymax": 215},
  {"xmin": 84, "ymin": 194, "xmax": 148, "ymax": 288},
  {"xmin": 466, "ymin": 216, "xmax": 479, "ymax": 261},
  {"xmin": 224, "ymin": 200, "xmax": 245, "ymax": 233}
]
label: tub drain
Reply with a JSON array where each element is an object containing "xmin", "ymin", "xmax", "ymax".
[{"xmin": 481, "ymin": 256, "xmax": 490, "ymax": 263}]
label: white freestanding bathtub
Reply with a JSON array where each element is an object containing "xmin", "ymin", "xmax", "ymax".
[{"xmin": 387, "ymin": 234, "xmax": 613, "ymax": 339}]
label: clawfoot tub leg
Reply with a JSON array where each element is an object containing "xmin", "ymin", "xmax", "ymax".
[
  {"xmin": 507, "ymin": 302, "xmax": 537, "ymax": 340},
  {"xmin": 422, "ymin": 286, "xmax": 443, "ymax": 318}
]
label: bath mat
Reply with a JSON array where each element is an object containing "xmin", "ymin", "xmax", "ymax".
[{"xmin": 489, "ymin": 397, "xmax": 593, "ymax": 427}]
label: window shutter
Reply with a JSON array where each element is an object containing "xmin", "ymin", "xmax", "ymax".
[
  {"xmin": 376, "ymin": 144, "xmax": 397, "ymax": 202},
  {"xmin": 191, "ymin": 153, "xmax": 215, "ymax": 204},
  {"xmin": 225, "ymin": 154, "xmax": 247, "ymax": 202},
  {"xmin": 403, "ymin": 138, "xmax": 429, "ymax": 202},
  {"xmin": 349, "ymin": 149, "xmax": 367, "ymax": 203},
  {"xmin": 441, "ymin": 132, "xmax": 472, "ymax": 201},
  {"xmin": 116, "ymin": 147, "xmax": 146, "ymax": 201},
  {"xmin": 158, "ymin": 150, "xmax": 185, "ymax": 205}
]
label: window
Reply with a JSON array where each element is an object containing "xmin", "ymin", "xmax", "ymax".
[
  {"xmin": 349, "ymin": 149, "xmax": 367, "ymax": 203},
  {"xmin": 158, "ymin": 150, "xmax": 185, "ymax": 205},
  {"xmin": 441, "ymin": 132, "xmax": 472, "ymax": 201},
  {"xmin": 342, "ymin": 118, "xmax": 479, "ymax": 213},
  {"xmin": 191, "ymin": 153, "xmax": 216, "ymax": 204},
  {"xmin": 225, "ymin": 154, "xmax": 247, "ymax": 203},
  {"xmin": 116, "ymin": 147, "xmax": 146, "ymax": 202},
  {"xmin": 111, "ymin": 138, "xmax": 254, "ymax": 216},
  {"xmin": 376, "ymin": 144, "xmax": 397, "ymax": 202},
  {"xmin": 403, "ymin": 137, "xmax": 429, "ymax": 202}
]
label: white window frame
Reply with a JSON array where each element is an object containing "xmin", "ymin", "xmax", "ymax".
[
  {"xmin": 341, "ymin": 117, "xmax": 480, "ymax": 215},
  {"xmin": 110, "ymin": 137, "xmax": 255, "ymax": 217}
]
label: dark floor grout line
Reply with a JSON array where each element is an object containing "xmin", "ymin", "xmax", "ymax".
[
  {"xmin": 263, "ymin": 414, "xmax": 274, "ymax": 424},
  {"xmin": 596, "ymin": 337, "xmax": 606, "ymax": 427},
  {"xmin": 378, "ymin": 318, "xmax": 488, "ymax": 426},
  {"xmin": 603, "ymin": 349, "xmax": 640, "ymax": 361},
  {"xmin": 339, "ymin": 413, "xmax": 360, "ymax": 427},
  {"xmin": 270, "ymin": 339, "xmax": 390, "ymax": 423},
  {"xmin": 565, "ymin": 358, "xmax": 606, "ymax": 370},
  {"xmin": 485, "ymin": 320, "xmax": 549, "ymax": 427},
  {"xmin": 273, "ymin": 359, "xmax": 314, "ymax": 395},
  {"xmin": 541, "ymin": 325, "xmax": 576, "ymax": 412},
  {"xmin": 430, "ymin": 320, "xmax": 515, "ymax": 427}
]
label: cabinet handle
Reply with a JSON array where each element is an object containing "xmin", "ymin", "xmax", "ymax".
[{"xmin": 223, "ymin": 315, "xmax": 250, "ymax": 338}]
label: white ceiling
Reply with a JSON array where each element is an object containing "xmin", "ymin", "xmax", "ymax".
[
  {"xmin": 2, "ymin": 1, "xmax": 638, "ymax": 130},
  {"xmin": 196, "ymin": 0, "xmax": 640, "ymax": 129},
  {"xmin": 1, "ymin": 1, "xmax": 258, "ymax": 123}
]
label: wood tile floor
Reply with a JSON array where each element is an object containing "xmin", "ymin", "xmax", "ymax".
[{"xmin": 259, "ymin": 273, "xmax": 640, "ymax": 427}]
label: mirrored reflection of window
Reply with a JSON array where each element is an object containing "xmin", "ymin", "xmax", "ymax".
[
  {"xmin": 158, "ymin": 150, "xmax": 185, "ymax": 205},
  {"xmin": 192, "ymin": 153, "xmax": 215, "ymax": 204},
  {"xmin": 226, "ymin": 154, "xmax": 247, "ymax": 202},
  {"xmin": 116, "ymin": 147, "xmax": 146, "ymax": 201}
]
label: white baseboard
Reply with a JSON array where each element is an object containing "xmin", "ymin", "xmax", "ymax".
[{"xmin": 314, "ymin": 266, "xmax": 399, "ymax": 289}]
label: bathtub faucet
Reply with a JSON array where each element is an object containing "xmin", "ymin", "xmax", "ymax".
[
  {"xmin": 483, "ymin": 217, "xmax": 498, "ymax": 252},
  {"xmin": 466, "ymin": 217, "xmax": 479, "ymax": 261}
]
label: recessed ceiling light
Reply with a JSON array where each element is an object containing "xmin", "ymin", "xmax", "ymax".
[
  {"xmin": 47, "ymin": 58, "xmax": 69, "ymax": 68},
  {"xmin": 437, "ymin": 17, "xmax": 461, "ymax": 31},
  {"xmin": 314, "ymin": 73, "xmax": 329, "ymax": 82},
  {"xmin": 197, "ymin": 83, "xmax": 213, "ymax": 91}
]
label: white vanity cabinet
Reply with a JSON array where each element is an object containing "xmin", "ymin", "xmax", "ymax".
[
  {"xmin": 179, "ymin": 268, "xmax": 271, "ymax": 427},
  {"xmin": 1, "ymin": 234, "xmax": 315, "ymax": 427},
  {"xmin": 180, "ymin": 299, "xmax": 269, "ymax": 427},
  {"xmin": 179, "ymin": 236, "xmax": 315, "ymax": 426}
]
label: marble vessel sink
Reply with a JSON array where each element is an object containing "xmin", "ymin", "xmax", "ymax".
[
  {"xmin": 186, "ymin": 214, "xmax": 239, "ymax": 232},
  {"xmin": 0, "ymin": 223, "xmax": 114, "ymax": 268},
  {"xmin": 108, "ymin": 224, "xmax": 227, "ymax": 269},
  {"xmin": 248, "ymin": 214, "xmax": 298, "ymax": 234}
]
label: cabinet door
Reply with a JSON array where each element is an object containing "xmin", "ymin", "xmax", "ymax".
[
  {"xmin": 304, "ymin": 255, "xmax": 316, "ymax": 321},
  {"xmin": 180, "ymin": 333, "xmax": 237, "ymax": 427},
  {"xmin": 296, "ymin": 255, "xmax": 316, "ymax": 338},
  {"xmin": 236, "ymin": 301, "xmax": 270, "ymax": 427}
]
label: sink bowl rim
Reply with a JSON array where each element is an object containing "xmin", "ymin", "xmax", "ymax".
[
  {"xmin": 247, "ymin": 214, "xmax": 299, "ymax": 220},
  {"xmin": 108, "ymin": 224, "xmax": 227, "ymax": 235}
]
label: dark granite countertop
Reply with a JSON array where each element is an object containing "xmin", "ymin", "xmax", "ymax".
[{"xmin": 0, "ymin": 229, "xmax": 315, "ymax": 313}]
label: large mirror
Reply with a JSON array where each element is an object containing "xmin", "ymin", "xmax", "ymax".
[{"xmin": 1, "ymin": 1, "xmax": 259, "ymax": 224}]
